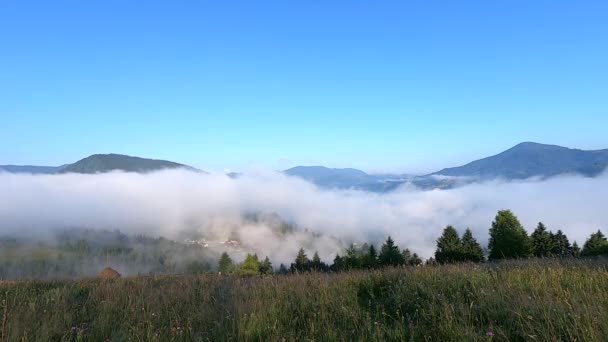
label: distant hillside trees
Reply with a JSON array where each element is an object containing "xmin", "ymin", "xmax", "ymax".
[
  {"xmin": 213, "ymin": 211, "xmax": 608, "ymax": 277},
  {"xmin": 488, "ymin": 210, "xmax": 532, "ymax": 260}
]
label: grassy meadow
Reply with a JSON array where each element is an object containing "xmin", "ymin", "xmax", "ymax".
[{"xmin": 1, "ymin": 259, "xmax": 607, "ymax": 341}]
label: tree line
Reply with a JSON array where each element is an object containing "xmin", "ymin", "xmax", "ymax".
[{"xmin": 218, "ymin": 209, "xmax": 608, "ymax": 275}]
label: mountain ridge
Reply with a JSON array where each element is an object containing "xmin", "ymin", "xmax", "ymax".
[
  {"xmin": 1, "ymin": 154, "xmax": 198, "ymax": 175},
  {"xmin": 2, "ymin": 143, "xmax": 608, "ymax": 191},
  {"xmin": 432, "ymin": 142, "xmax": 608, "ymax": 179}
]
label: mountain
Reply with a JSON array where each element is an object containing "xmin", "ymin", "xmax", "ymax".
[
  {"xmin": 3, "ymin": 142, "xmax": 608, "ymax": 188},
  {"xmin": 1, "ymin": 154, "xmax": 198, "ymax": 174},
  {"xmin": 58, "ymin": 154, "xmax": 197, "ymax": 174},
  {"xmin": 0, "ymin": 165, "xmax": 65, "ymax": 174},
  {"xmin": 284, "ymin": 143, "xmax": 608, "ymax": 191},
  {"xmin": 283, "ymin": 166, "xmax": 409, "ymax": 191},
  {"xmin": 433, "ymin": 142, "xmax": 608, "ymax": 179}
]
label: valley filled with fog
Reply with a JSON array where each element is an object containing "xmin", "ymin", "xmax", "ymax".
[{"xmin": 1, "ymin": 169, "xmax": 606, "ymax": 278}]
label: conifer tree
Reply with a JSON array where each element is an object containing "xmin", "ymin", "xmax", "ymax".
[
  {"xmin": 292, "ymin": 248, "xmax": 310, "ymax": 272},
  {"xmin": 311, "ymin": 251, "xmax": 322, "ymax": 271},
  {"xmin": 581, "ymin": 230, "xmax": 608, "ymax": 257},
  {"xmin": 461, "ymin": 228, "xmax": 485, "ymax": 262},
  {"xmin": 435, "ymin": 225, "xmax": 463, "ymax": 264},
  {"xmin": 218, "ymin": 252, "xmax": 234, "ymax": 273},
  {"xmin": 571, "ymin": 241, "xmax": 581, "ymax": 257},
  {"xmin": 488, "ymin": 210, "xmax": 532, "ymax": 260},
  {"xmin": 363, "ymin": 244, "xmax": 378, "ymax": 269},
  {"xmin": 531, "ymin": 222, "xmax": 554, "ymax": 257},
  {"xmin": 378, "ymin": 236, "xmax": 405, "ymax": 267},
  {"xmin": 332, "ymin": 254, "xmax": 345, "ymax": 272},
  {"xmin": 550, "ymin": 230, "xmax": 572, "ymax": 257},
  {"xmin": 259, "ymin": 256, "xmax": 273, "ymax": 274}
]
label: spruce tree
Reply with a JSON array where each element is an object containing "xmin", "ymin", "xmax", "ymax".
[
  {"xmin": 531, "ymin": 222, "xmax": 554, "ymax": 257},
  {"xmin": 218, "ymin": 252, "xmax": 234, "ymax": 273},
  {"xmin": 344, "ymin": 244, "xmax": 360, "ymax": 270},
  {"xmin": 378, "ymin": 236, "xmax": 405, "ymax": 267},
  {"xmin": 461, "ymin": 228, "xmax": 485, "ymax": 262},
  {"xmin": 259, "ymin": 256, "xmax": 273, "ymax": 274},
  {"xmin": 550, "ymin": 230, "xmax": 572, "ymax": 257},
  {"xmin": 571, "ymin": 241, "xmax": 581, "ymax": 257},
  {"xmin": 293, "ymin": 248, "xmax": 310, "ymax": 272},
  {"xmin": 581, "ymin": 230, "xmax": 608, "ymax": 257},
  {"xmin": 488, "ymin": 210, "xmax": 532, "ymax": 260},
  {"xmin": 332, "ymin": 254, "xmax": 344, "ymax": 272},
  {"xmin": 312, "ymin": 251, "xmax": 322, "ymax": 271},
  {"xmin": 363, "ymin": 244, "xmax": 378, "ymax": 268},
  {"xmin": 435, "ymin": 225, "xmax": 463, "ymax": 264}
]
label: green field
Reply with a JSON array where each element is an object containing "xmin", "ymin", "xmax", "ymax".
[{"xmin": 1, "ymin": 259, "xmax": 607, "ymax": 341}]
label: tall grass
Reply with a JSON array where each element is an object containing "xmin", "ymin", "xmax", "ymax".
[{"xmin": 1, "ymin": 259, "xmax": 607, "ymax": 341}]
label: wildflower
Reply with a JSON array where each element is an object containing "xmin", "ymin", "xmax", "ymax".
[{"xmin": 486, "ymin": 330, "xmax": 495, "ymax": 337}]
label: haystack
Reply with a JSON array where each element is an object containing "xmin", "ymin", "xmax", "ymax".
[{"xmin": 98, "ymin": 267, "xmax": 121, "ymax": 279}]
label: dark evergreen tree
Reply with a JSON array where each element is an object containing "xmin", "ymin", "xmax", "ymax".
[
  {"xmin": 218, "ymin": 252, "xmax": 234, "ymax": 273},
  {"xmin": 378, "ymin": 236, "xmax": 405, "ymax": 267},
  {"xmin": 362, "ymin": 244, "xmax": 378, "ymax": 269},
  {"xmin": 291, "ymin": 248, "xmax": 310, "ymax": 272},
  {"xmin": 343, "ymin": 244, "xmax": 361, "ymax": 270},
  {"xmin": 571, "ymin": 241, "xmax": 581, "ymax": 257},
  {"xmin": 550, "ymin": 230, "xmax": 572, "ymax": 257},
  {"xmin": 461, "ymin": 228, "xmax": 485, "ymax": 262},
  {"xmin": 531, "ymin": 222, "xmax": 554, "ymax": 257},
  {"xmin": 488, "ymin": 210, "xmax": 532, "ymax": 260},
  {"xmin": 259, "ymin": 256, "xmax": 273, "ymax": 274},
  {"xmin": 435, "ymin": 225, "xmax": 463, "ymax": 264},
  {"xmin": 311, "ymin": 251, "xmax": 326, "ymax": 271},
  {"xmin": 278, "ymin": 263, "xmax": 289, "ymax": 274},
  {"xmin": 331, "ymin": 254, "xmax": 345, "ymax": 272},
  {"xmin": 581, "ymin": 230, "xmax": 608, "ymax": 257}
]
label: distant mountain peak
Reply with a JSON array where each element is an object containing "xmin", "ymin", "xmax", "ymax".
[
  {"xmin": 433, "ymin": 142, "xmax": 608, "ymax": 179},
  {"xmin": 58, "ymin": 153, "xmax": 197, "ymax": 174}
]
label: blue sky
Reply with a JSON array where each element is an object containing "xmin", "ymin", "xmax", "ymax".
[{"xmin": 1, "ymin": 0, "xmax": 607, "ymax": 173}]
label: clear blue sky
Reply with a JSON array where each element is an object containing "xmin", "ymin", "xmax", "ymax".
[{"xmin": 1, "ymin": 0, "xmax": 607, "ymax": 173}]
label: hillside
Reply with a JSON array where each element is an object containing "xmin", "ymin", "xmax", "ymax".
[
  {"xmin": 284, "ymin": 166, "xmax": 409, "ymax": 190},
  {"xmin": 58, "ymin": 154, "xmax": 197, "ymax": 174},
  {"xmin": 433, "ymin": 142, "xmax": 608, "ymax": 179}
]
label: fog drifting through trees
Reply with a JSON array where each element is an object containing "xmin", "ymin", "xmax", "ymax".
[{"xmin": 1, "ymin": 169, "xmax": 607, "ymax": 265}]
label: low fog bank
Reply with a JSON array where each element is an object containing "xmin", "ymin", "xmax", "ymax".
[{"xmin": 1, "ymin": 169, "xmax": 607, "ymax": 263}]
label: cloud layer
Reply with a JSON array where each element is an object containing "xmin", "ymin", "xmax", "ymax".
[{"xmin": 1, "ymin": 169, "xmax": 607, "ymax": 262}]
